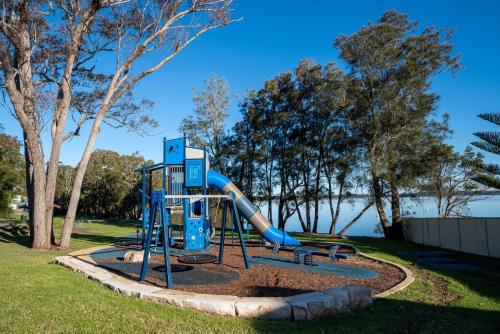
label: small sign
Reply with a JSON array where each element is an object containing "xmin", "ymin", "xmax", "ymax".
[{"xmin": 185, "ymin": 159, "xmax": 203, "ymax": 187}]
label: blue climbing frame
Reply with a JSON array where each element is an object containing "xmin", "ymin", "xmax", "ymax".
[{"xmin": 136, "ymin": 136, "xmax": 250, "ymax": 288}]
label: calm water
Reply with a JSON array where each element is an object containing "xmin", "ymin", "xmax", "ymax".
[{"xmin": 258, "ymin": 195, "xmax": 500, "ymax": 237}]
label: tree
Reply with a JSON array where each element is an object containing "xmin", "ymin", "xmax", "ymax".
[
  {"xmin": 55, "ymin": 164, "xmax": 75, "ymax": 211},
  {"xmin": 225, "ymin": 60, "xmax": 368, "ymax": 234},
  {"xmin": 180, "ymin": 74, "xmax": 231, "ymax": 172},
  {"xmin": 472, "ymin": 113, "xmax": 500, "ymax": 189},
  {"xmin": 224, "ymin": 93, "xmax": 262, "ymax": 201},
  {"xmin": 78, "ymin": 150, "xmax": 151, "ymax": 218},
  {"xmin": 422, "ymin": 146, "xmax": 486, "ymax": 217},
  {"xmin": 0, "ymin": 0, "xmax": 235, "ymax": 249},
  {"xmin": 0, "ymin": 127, "xmax": 24, "ymax": 215},
  {"xmin": 335, "ymin": 10, "xmax": 460, "ymax": 237}
]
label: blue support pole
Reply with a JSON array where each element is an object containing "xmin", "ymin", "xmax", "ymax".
[
  {"xmin": 218, "ymin": 200, "xmax": 228, "ymax": 265},
  {"xmin": 141, "ymin": 170, "xmax": 147, "ymax": 244},
  {"xmin": 246, "ymin": 222, "xmax": 250, "ymax": 241},
  {"xmin": 139, "ymin": 201, "xmax": 157, "ymax": 282},
  {"xmin": 231, "ymin": 215, "xmax": 234, "ymax": 247},
  {"xmin": 183, "ymin": 188, "xmax": 189, "ymax": 248},
  {"xmin": 231, "ymin": 193, "xmax": 250, "ymax": 270},
  {"xmin": 161, "ymin": 206, "xmax": 172, "ymax": 288},
  {"xmin": 162, "ymin": 137, "xmax": 167, "ymax": 192},
  {"xmin": 153, "ymin": 221, "xmax": 160, "ymax": 252},
  {"xmin": 147, "ymin": 171, "xmax": 153, "ymax": 245},
  {"xmin": 140, "ymin": 190, "xmax": 172, "ymax": 287}
]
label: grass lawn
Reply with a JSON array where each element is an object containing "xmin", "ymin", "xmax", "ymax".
[{"xmin": 0, "ymin": 216, "xmax": 499, "ymax": 333}]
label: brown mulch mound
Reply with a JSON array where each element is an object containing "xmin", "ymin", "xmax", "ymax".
[{"xmin": 101, "ymin": 244, "xmax": 405, "ymax": 297}]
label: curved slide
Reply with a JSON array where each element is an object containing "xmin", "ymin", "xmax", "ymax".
[{"xmin": 207, "ymin": 170, "xmax": 301, "ymax": 247}]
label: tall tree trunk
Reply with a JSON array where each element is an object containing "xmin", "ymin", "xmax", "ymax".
[
  {"xmin": 312, "ymin": 155, "xmax": 322, "ymax": 233},
  {"xmin": 301, "ymin": 160, "xmax": 312, "ymax": 233},
  {"xmin": 328, "ymin": 175, "xmax": 344, "ymax": 235},
  {"xmin": 372, "ymin": 175, "xmax": 390, "ymax": 235},
  {"xmin": 389, "ymin": 182, "xmax": 404, "ymax": 239},
  {"xmin": 60, "ymin": 103, "xmax": 110, "ymax": 248},
  {"xmin": 4, "ymin": 34, "xmax": 50, "ymax": 249},
  {"xmin": 278, "ymin": 198, "xmax": 285, "ymax": 230},
  {"xmin": 23, "ymin": 132, "xmax": 34, "ymax": 244},
  {"xmin": 267, "ymin": 195, "xmax": 273, "ymax": 226},
  {"xmin": 390, "ymin": 182, "xmax": 402, "ymax": 224},
  {"xmin": 277, "ymin": 161, "xmax": 290, "ymax": 230},
  {"xmin": 25, "ymin": 132, "xmax": 49, "ymax": 249},
  {"xmin": 44, "ymin": 105, "xmax": 70, "ymax": 245},
  {"xmin": 337, "ymin": 201, "xmax": 374, "ymax": 237},
  {"xmin": 290, "ymin": 188, "xmax": 308, "ymax": 232}
]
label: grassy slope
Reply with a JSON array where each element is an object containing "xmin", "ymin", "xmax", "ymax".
[{"xmin": 0, "ymin": 217, "xmax": 499, "ymax": 334}]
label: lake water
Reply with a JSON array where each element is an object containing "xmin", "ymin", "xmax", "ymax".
[{"xmin": 257, "ymin": 195, "xmax": 500, "ymax": 237}]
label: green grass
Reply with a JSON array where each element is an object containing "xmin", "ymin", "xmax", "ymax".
[{"xmin": 0, "ymin": 216, "xmax": 499, "ymax": 333}]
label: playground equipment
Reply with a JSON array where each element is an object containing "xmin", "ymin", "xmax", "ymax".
[
  {"xmin": 134, "ymin": 137, "xmax": 369, "ymax": 289},
  {"xmin": 136, "ymin": 136, "xmax": 301, "ymax": 288}
]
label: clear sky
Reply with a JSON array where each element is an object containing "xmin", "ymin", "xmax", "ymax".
[{"xmin": 1, "ymin": 0, "xmax": 499, "ymax": 166}]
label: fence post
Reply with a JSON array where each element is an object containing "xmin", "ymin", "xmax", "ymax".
[{"xmin": 485, "ymin": 218, "xmax": 491, "ymax": 257}]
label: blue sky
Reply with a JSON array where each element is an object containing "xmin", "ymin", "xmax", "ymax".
[{"xmin": 2, "ymin": 0, "xmax": 500, "ymax": 166}]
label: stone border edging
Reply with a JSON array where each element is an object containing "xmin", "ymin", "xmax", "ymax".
[
  {"xmin": 54, "ymin": 244, "xmax": 414, "ymax": 320},
  {"xmin": 357, "ymin": 252, "xmax": 414, "ymax": 298},
  {"xmin": 53, "ymin": 255, "xmax": 373, "ymax": 320},
  {"xmin": 308, "ymin": 241, "xmax": 415, "ymax": 298}
]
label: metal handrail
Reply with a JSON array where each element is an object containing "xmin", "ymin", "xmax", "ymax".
[{"xmin": 164, "ymin": 194, "xmax": 230, "ymax": 200}]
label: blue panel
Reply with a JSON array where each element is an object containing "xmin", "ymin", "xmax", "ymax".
[
  {"xmin": 164, "ymin": 138, "xmax": 184, "ymax": 164},
  {"xmin": 183, "ymin": 219, "xmax": 207, "ymax": 250},
  {"xmin": 185, "ymin": 159, "xmax": 203, "ymax": 187}
]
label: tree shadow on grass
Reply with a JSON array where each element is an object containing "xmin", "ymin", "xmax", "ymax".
[
  {"xmin": 287, "ymin": 236, "xmax": 500, "ymax": 309},
  {"xmin": 0, "ymin": 224, "xmax": 31, "ymax": 247},
  {"xmin": 0, "ymin": 222, "xmax": 128, "ymax": 249},
  {"xmin": 70, "ymin": 232, "xmax": 119, "ymax": 245},
  {"xmin": 70, "ymin": 217, "xmax": 138, "ymax": 229},
  {"xmin": 347, "ymin": 237, "xmax": 500, "ymax": 305},
  {"xmin": 248, "ymin": 298, "xmax": 500, "ymax": 334}
]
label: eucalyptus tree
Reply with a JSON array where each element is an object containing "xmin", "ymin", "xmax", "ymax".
[
  {"xmin": 335, "ymin": 11, "xmax": 460, "ymax": 237},
  {"xmin": 180, "ymin": 74, "xmax": 231, "ymax": 173},
  {"xmin": 0, "ymin": 0, "xmax": 235, "ymax": 249},
  {"xmin": 254, "ymin": 83, "xmax": 278, "ymax": 223},
  {"xmin": 472, "ymin": 113, "xmax": 500, "ymax": 189},
  {"xmin": 224, "ymin": 91, "xmax": 265, "ymax": 203},
  {"xmin": 263, "ymin": 72, "xmax": 298, "ymax": 229},
  {"xmin": 54, "ymin": 164, "xmax": 75, "ymax": 209},
  {"xmin": 79, "ymin": 150, "xmax": 150, "ymax": 218},
  {"xmin": 421, "ymin": 146, "xmax": 485, "ymax": 217},
  {"xmin": 0, "ymin": 129, "xmax": 24, "ymax": 215}
]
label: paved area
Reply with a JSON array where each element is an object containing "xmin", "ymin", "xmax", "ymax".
[{"xmin": 400, "ymin": 250, "xmax": 480, "ymax": 271}]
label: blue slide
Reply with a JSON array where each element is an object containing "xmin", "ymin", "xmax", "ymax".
[{"xmin": 207, "ymin": 170, "xmax": 301, "ymax": 247}]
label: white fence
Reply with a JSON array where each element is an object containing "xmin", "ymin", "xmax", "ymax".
[{"xmin": 403, "ymin": 217, "xmax": 500, "ymax": 258}]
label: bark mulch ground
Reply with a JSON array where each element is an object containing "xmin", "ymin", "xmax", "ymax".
[{"xmin": 95, "ymin": 244, "xmax": 405, "ymax": 297}]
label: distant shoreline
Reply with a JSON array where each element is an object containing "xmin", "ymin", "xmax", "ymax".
[{"xmin": 257, "ymin": 191, "xmax": 500, "ymax": 201}]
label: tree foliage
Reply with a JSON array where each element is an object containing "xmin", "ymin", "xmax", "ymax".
[
  {"xmin": 0, "ymin": 127, "xmax": 24, "ymax": 215},
  {"xmin": 421, "ymin": 146, "xmax": 486, "ymax": 217},
  {"xmin": 224, "ymin": 60, "xmax": 364, "ymax": 234},
  {"xmin": 222, "ymin": 11, "xmax": 471, "ymax": 237},
  {"xmin": 335, "ymin": 10, "xmax": 460, "ymax": 237},
  {"xmin": 472, "ymin": 113, "xmax": 500, "ymax": 189},
  {"xmin": 55, "ymin": 150, "xmax": 152, "ymax": 219},
  {"xmin": 0, "ymin": 0, "xmax": 235, "ymax": 249},
  {"xmin": 180, "ymin": 74, "xmax": 230, "ymax": 172}
]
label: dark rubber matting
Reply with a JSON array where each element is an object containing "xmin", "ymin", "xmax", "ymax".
[
  {"xmin": 89, "ymin": 247, "xmax": 239, "ymax": 285},
  {"xmin": 250, "ymin": 255, "xmax": 378, "ymax": 279},
  {"xmin": 399, "ymin": 251, "xmax": 480, "ymax": 271}
]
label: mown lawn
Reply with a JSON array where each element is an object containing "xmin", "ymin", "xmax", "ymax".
[{"xmin": 0, "ymin": 216, "xmax": 499, "ymax": 334}]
